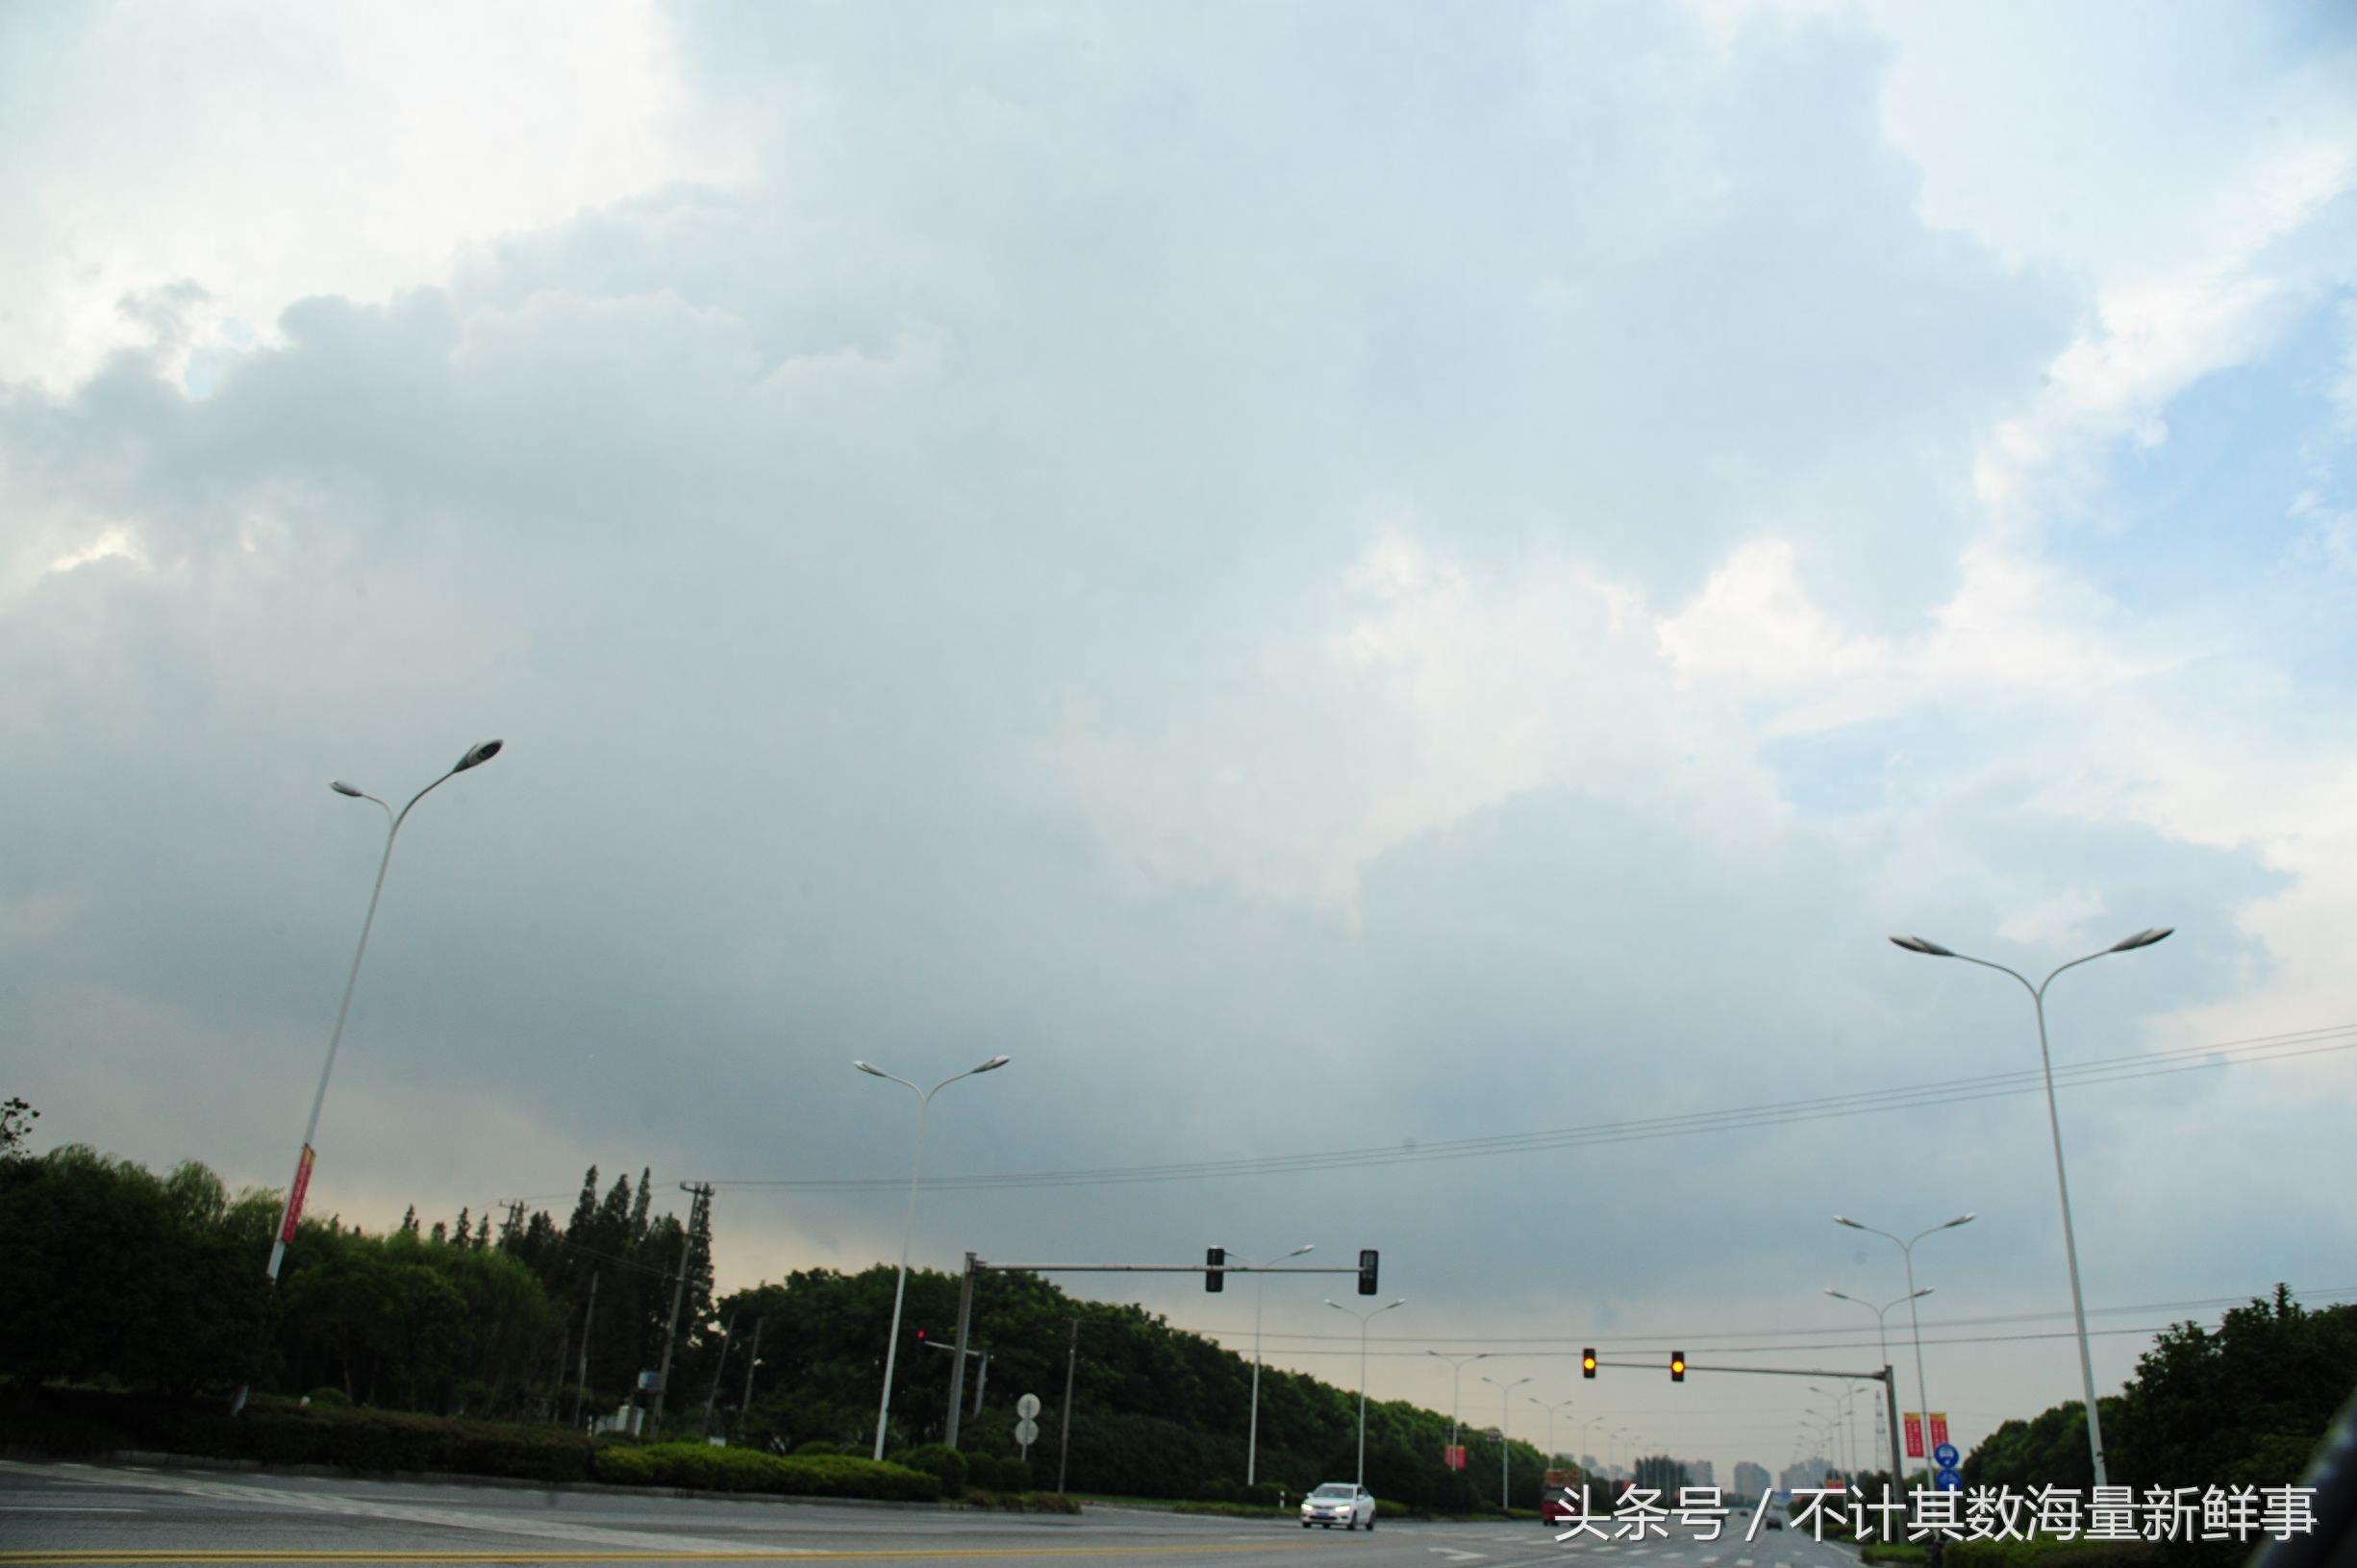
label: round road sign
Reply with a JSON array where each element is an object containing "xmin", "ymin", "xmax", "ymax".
[
  {"xmin": 1016, "ymin": 1393, "xmax": 1041, "ymax": 1420},
  {"xmin": 1934, "ymin": 1468, "xmax": 1963, "ymax": 1492},
  {"xmin": 1932, "ymin": 1442, "xmax": 1959, "ymax": 1469},
  {"xmin": 1015, "ymin": 1417, "xmax": 1041, "ymax": 1445}
]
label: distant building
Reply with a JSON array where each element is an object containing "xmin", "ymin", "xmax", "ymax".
[
  {"xmin": 1734, "ymin": 1461, "xmax": 1771, "ymax": 1498},
  {"xmin": 1687, "ymin": 1459, "xmax": 1716, "ymax": 1488}
]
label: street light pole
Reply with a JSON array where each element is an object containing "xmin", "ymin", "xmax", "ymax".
[
  {"xmin": 1426, "ymin": 1350, "xmax": 1491, "ymax": 1450},
  {"xmin": 1890, "ymin": 924, "xmax": 2170, "ymax": 1488},
  {"xmin": 1243, "ymin": 1244, "xmax": 1314, "ymax": 1487},
  {"xmin": 1826, "ymin": 1286, "xmax": 1929, "ymax": 1462},
  {"xmin": 1328, "ymin": 1297, "xmax": 1406, "ymax": 1487},
  {"xmin": 265, "ymin": 740, "xmax": 505, "ymax": 1286},
  {"xmin": 857, "ymin": 1054, "xmax": 1012, "ymax": 1460},
  {"xmin": 1530, "ymin": 1396, "xmax": 1576, "ymax": 1463},
  {"xmin": 1834, "ymin": 1212, "xmax": 1973, "ymax": 1478},
  {"xmin": 1479, "ymin": 1374, "xmax": 1531, "ymax": 1510}
]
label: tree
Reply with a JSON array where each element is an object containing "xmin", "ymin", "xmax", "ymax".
[{"xmin": 0, "ymin": 1097, "xmax": 38, "ymax": 1162}]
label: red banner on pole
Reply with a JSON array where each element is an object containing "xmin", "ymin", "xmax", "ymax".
[
  {"xmin": 280, "ymin": 1144, "xmax": 316, "ymax": 1244},
  {"xmin": 1443, "ymin": 1444, "xmax": 1466, "ymax": 1471},
  {"xmin": 1903, "ymin": 1411, "xmax": 1924, "ymax": 1458},
  {"xmin": 1928, "ymin": 1412, "xmax": 1949, "ymax": 1452}
]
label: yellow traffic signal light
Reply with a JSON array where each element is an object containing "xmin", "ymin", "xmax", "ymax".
[
  {"xmin": 1582, "ymin": 1349, "xmax": 1597, "ymax": 1379},
  {"xmin": 1670, "ymin": 1352, "xmax": 1687, "ymax": 1382}
]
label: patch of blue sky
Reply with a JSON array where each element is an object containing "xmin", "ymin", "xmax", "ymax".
[
  {"xmin": 2055, "ymin": 289, "xmax": 2356, "ymax": 688},
  {"xmin": 1761, "ymin": 715, "xmax": 1951, "ymax": 819}
]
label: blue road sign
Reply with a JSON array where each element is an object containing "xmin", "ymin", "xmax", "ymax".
[
  {"xmin": 1933, "ymin": 1442, "xmax": 1959, "ymax": 1469},
  {"xmin": 1934, "ymin": 1468, "xmax": 1963, "ymax": 1492}
]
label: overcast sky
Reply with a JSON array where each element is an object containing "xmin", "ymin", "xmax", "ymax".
[{"xmin": 6, "ymin": 0, "xmax": 2355, "ymax": 1486}]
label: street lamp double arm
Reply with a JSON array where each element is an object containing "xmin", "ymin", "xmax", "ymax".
[
  {"xmin": 1328, "ymin": 1297, "xmax": 1406, "ymax": 1487},
  {"xmin": 1833, "ymin": 1212, "xmax": 1970, "ymax": 1478},
  {"xmin": 1891, "ymin": 925, "xmax": 2171, "ymax": 1488},
  {"xmin": 1235, "ymin": 1243, "xmax": 1315, "ymax": 1486},
  {"xmin": 1479, "ymin": 1373, "xmax": 1531, "ymax": 1510},
  {"xmin": 1426, "ymin": 1349, "xmax": 1491, "ymax": 1448},
  {"xmin": 858, "ymin": 1054, "xmax": 1012, "ymax": 1460},
  {"xmin": 266, "ymin": 739, "xmax": 505, "ymax": 1283}
]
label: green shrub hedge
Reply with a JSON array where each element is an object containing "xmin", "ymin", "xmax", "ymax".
[
  {"xmin": 0, "ymin": 1388, "xmax": 594, "ymax": 1482},
  {"xmin": 591, "ymin": 1442, "xmax": 940, "ymax": 1502},
  {"xmin": 896, "ymin": 1444, "xmax": 967, "ymax": 1498}
]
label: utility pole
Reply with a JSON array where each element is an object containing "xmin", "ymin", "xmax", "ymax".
[
  {"xmin": 700, "ymin": 1313, "xmax": 737, "ymax": 1437},
  {"xmin": 946, "ymin": 1253, "xmax": 978, "ymax": 1448},
  {"xmin": 1057, "ymin": 1317, "xmax": 1078, "ymax": 1494},
  {"xmin": 650, "ymin": 1182, "xmax": 712, "ymax": 1438},
  {"xmin": 739, "ymin": 1317, "xmax": 765, "ymax": 1422},
  {"xmin": 571, "ymin": 1273, "xmax": 599, "ymax": 1429}
]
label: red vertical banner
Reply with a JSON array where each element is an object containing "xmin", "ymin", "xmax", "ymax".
[
  {"xmin": 1928, "ymin": 1413, "xmax": 1949, "ymax": 1452},
  {"xmin": 1903, "ymin": 1412, "xmax": 1925, "ymax": 1458},
  {"xmin": 280, "ymin": 1144, "xmax": 316, "ymax": 1243}
]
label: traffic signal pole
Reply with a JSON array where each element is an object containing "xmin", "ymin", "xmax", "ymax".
[
  {"xmin": 943, "ymin": 1253, "xmax": 1376, "ymax": 1448},
  {"xmin": 1590, "ymin": 1356, "xmax": 1904, "ymax": 1486}
]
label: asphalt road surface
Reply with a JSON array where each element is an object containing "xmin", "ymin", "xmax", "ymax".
[{"xmin": 0, "ymin": 1460, "xmax": 1866, "ymax": 1568}]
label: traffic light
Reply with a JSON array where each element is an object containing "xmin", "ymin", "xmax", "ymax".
[
  {"xmin": 1670, "ymin": 1351, "xmax": 1686, "ymax": 1382},
  {"xmin": 1582, "ymin": 1348, "xmax": 1597, "ymax": 1379},
  {"xmin": 1206, "ymin": 1246, "xmax": 1226, "ymax": 1293},
  {"xmin": 1357, "ymin": 1249, "xmax": 1379, "ymax": 1295}
]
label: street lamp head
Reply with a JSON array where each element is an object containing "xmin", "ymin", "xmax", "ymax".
[
  {"xmin": 1942, "ymin": 1212, "xmax": 1977, "ymax": 1230},
  {"xmin": 454, "ymin": 739, "xmax": 504, "ymax": 772},
  {"xmin": 1913, "ymin": 1287, "xmax": 1935, "ymax": 1300},
  {"xmin": 1834, "ymin": 1215, "xmax": 1864, "ymax": 1230},
  {"xmin": 1324, "ymin": 1299, "xmax": 1344, "ymax": 1311},
  {"xmin": 972, "ymin": 1055, "xmax": 1012, "ymax": 1073},
  {"xmin": 2110, "ymin": 926, "xmax": 2173, "ymax": 952},
  {"xmin": 330, "ymin": 781, "xmax": 365, "ymax": 798},
  {"xmin": 1290, "ymin": 1244, "xmax": 1316, "ymax": 1257},
  {"xmin": 854, "ymin": 1060, "xmax": 890, "ymax": 1078},
  {"xmin": 1890, "ymin": 933, "xmax": 1955, "ymax": 958}
]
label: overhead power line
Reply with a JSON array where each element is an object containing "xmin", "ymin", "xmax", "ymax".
[{"xmin": 702, "ymin": 1022, "xmax": 2357, "ymax": 1193}]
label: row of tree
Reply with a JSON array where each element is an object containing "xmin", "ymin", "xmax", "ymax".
[
  {"xmin": 1964, "ymin": 1286, "xmax": 2355, "ymax": 1497},
  {"xmin": 1, "ymin": 1118, "xmax": 1574, "ymax": 1506}
]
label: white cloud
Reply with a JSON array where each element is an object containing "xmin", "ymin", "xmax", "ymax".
[{"xmin": 0, "ymin": 0, "xmax": 750, "ymax": 393}]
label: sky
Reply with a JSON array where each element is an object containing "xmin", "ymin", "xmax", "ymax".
[{"xmin": 5, "ymin": 0, "xmax": 2356, "ymax": 1487}]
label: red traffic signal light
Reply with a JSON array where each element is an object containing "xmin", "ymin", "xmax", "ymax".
[
  {"xmin": 1582, "ymin": 1348, "xmax": 1597, "ymax": 1379},
  {"xmin": 1670, "ymin": 1351, "xmax": 1686, "ymax": 1382}
]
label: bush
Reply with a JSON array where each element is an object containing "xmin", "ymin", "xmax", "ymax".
[
  {"xmin": 0, "ymin": 1388, "xmax": 595, "ymax": 1482},
  {"xmin": 965, "ymin": 1488, "xmax": 1081, "ymax": 1512},
  {"xmin": 591, "ymin": 1442, "xmax": 941, "ymax": 1502},
  {"xmin": 897, "ymin": 1444, "xmax": 968, "ymax": 1498},
  {"xmin": 978, "ymin": 1456, "xmax": 1032, "ymax": 1493},
  {"xmin": 794, "ymin": 1439, "xmax": 853, "ymax": 1456},
  {"xmin": 1241, "ymin": 1481, "xmax": 1284, "ymax": 1507},
  {"xmin": 305, "ymin": 1387, "xmax": 352, "ymax": 1408},
  {"xmin": 1198, "ymin": 1477, "xmax": 1239, "ymax": 1503}
]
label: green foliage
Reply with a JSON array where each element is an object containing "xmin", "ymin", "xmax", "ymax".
[
  {"xmin": 0, "ymin": 1097, "xmax": 37, "ymax": 1160},
  {"xmin": 0, "ymin": 1147, "xmax": 274, "ymax": 1397},
  {"xmin": 589, "ymin": 1442, "xmax": 940, "ymax": 1501},
  {"xmin": 898, "ymin": 1442, "xmax": 968, "ymax": 1497},
  {"xmin": 0, "ymin": 1387, "xmax": 597, "ymax": 1481},
  {"xmin": 1966, "ymin": 1288, "xmax": 2356, "ymax": 1502},
  {"xmin": 1945, "ymin": 1538, "xmax": 2163, "ymax": 1568}
]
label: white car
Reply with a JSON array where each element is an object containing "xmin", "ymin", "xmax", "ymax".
[{"xmin": 1301, "ymin": 1481, "xmax": 1377, "ymax": 1530}]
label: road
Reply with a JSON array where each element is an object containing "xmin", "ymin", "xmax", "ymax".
[{"xmin": 0, "ymin": 1461, "xmax": 1864, "ymax": 1568}]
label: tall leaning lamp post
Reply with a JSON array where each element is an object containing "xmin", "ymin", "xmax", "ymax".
[
  {"xmin": 857, "ymin": 1054, "xmax": 1012, "ymax": 1460},
  {"xmin": 1426, "ymin": 1350, "xmax": 1491, "ymax": 1453},
  {"xmin": 1328, "ymin": 1296, "xmax": 1406, "ymax": 1486},
  {"xmin": 1242, "ymin": 1243, "xmax": 1316, "ymax": 1486},
  {"xmin": 1891, "ymin": 925, "xmax": 2172, "ymax": 1487},
  {"xmin": 265, "ymin": 740, "xmax": 505, "ymax": 1287}
]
